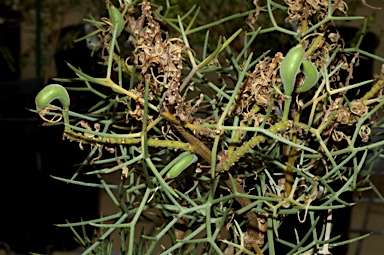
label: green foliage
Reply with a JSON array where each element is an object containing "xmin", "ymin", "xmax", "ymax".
[{"xmin": 34, "ymin": 0, "xmax": 384, "ymax": 254}]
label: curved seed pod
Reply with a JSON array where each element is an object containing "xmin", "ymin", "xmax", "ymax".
[
  {"xmin": 166, "ymin": 153, "xmax": 198, "ymax": 179},
  {"xmin": 109, "ymin": 4, "xmax": 125, "ymax": 36},
  {"xmin": 35, "ymin": 84, "xmax": 70, "ymax": 111},
  {"xmin": 296, "ymin": 59, "xmax": 319, "ymax": 93},
  {"xmin": 280, "ymin": 44, "xmax": 305, "ymax": 97}
]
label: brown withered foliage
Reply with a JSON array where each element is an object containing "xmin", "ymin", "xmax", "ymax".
[
  {"xmin": 130, "ymin": 0, "xmax": 188, "ymax": 121},
  {"xmin": 234, "ymin": 52, "xmax": 284, "ymax": 115},
  {"xmin": 285, "ymin": 0, "xmax": 348, "ymax": 27}
]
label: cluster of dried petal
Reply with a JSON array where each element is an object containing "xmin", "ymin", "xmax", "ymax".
[
  {"xmin": 129, "ymin": 0, "xmax": 187, "ymax": 120},
  {"xmin": 285, "ymin": 0, "xmax": 326, "ymax": 26},
  {"xmin": 126, "ymin": 88, "xmax": 153, "ymax": 123},
  {"xmin": 285, "ymin": 0, "xmax": 346, "ymax": 27},
  {"xmin": 359, "ymin": 125, "xmax": 371, "ymax": 143},
  {"xmin": 309, "ymin": 33, "xmax": 347, "ymax": 84},
  {"xmin": 234, "ymin": 53, "xmax": 283, "ymax": 119},
  {"xmin": 314, "ymin": 95, "xmax": 373, "ymax": 145},
  {"xmin": 350, "ymin": 100, "xmax": 369, "ymax": 117}
]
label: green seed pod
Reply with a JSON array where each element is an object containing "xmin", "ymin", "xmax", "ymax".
[
  {"xmin": 35, "ymin": 84, "xmax": 70, "ymax": 111},
  {"xmin": 166, "ymin": 153, "xmax": 198, "ymax": 179},
  {"xmin": 280, "ymin": 45, "xmax": 305, "ymax": 97},
  {"xmin": 109, "ymin": 4, "xmax": 124, "ymax": 36},
  {"xmin": 296, "ymin": 59, "xmax": 319, "ymax": 93}
]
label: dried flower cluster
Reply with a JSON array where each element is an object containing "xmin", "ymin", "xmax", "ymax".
[
  {"xmin": 285, "ymin": 0, "xmax": 348, "ymax": 28},
  {"xmin": 130, "ymin": 0, "xmax": 188, "ymax": 121}
]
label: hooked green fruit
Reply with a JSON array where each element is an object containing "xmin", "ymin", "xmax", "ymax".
[
  {"xmin": 166, "ymin": 153, "xmax": 198, "ymax": 179},
  {"xmin": 296, "ymin": 59, "xmax": 319, "ymax": 93},
  {"xmin": 280, "ymin": 44, "xmax": 305, "ymax": 97},
  {"xmin": 35, "ymin": 84, "xmax": 70, "ymax": 111},
  {"xmin": 109, "ymin": 4, "xmax": 125, "ymax": 36}
]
